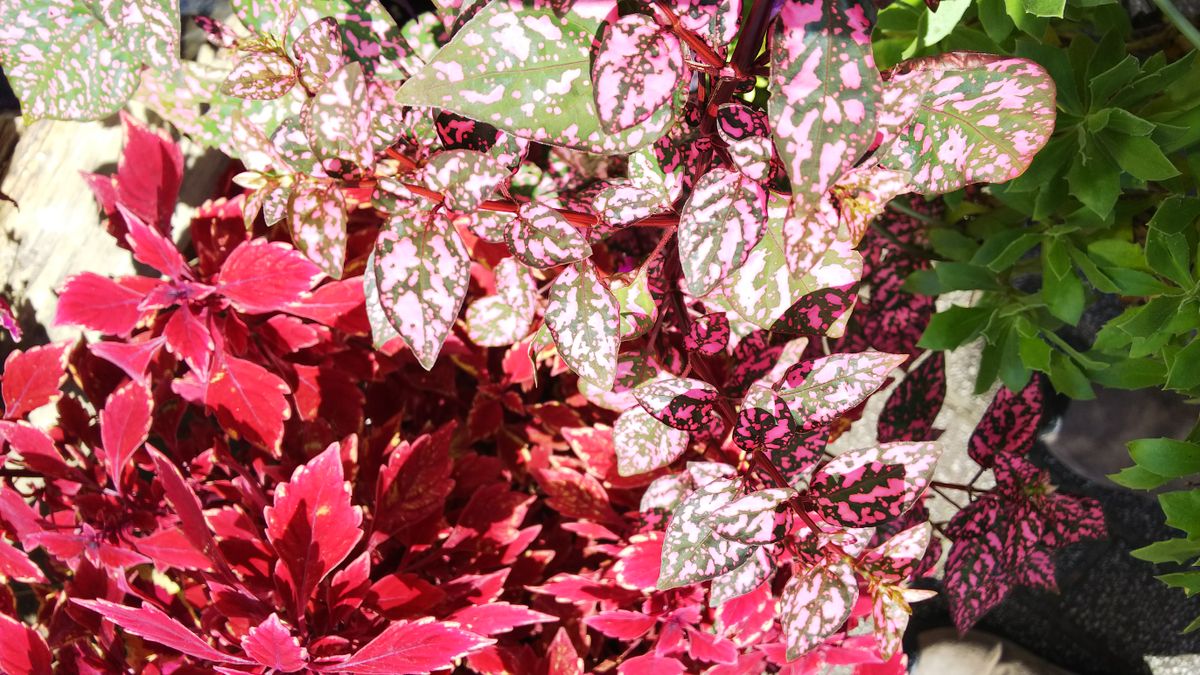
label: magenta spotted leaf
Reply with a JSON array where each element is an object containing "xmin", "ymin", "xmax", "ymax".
[
  {"xmin": 776, "ymin": 351, "xmax": 906, "ymax": 428},
  {"xmin": 292, "ymin": 17, "xmax": 346, "ymax": 94},
  {"xmin": 875, "ymin": 53, "xmax": 1056, "ymax": 194},
  {"xmin": 222, "ymin": 51, "xmax": 298, "ymax": 100},
  {"xmin": 614, "ymin": 406, "xmax": 690, "ymax": 477},
  {"xmin": 591, "ymin": 14, "xmax": 684, "ymax": 134},
  {"xmin": 710, "ymin": 547, "xmax": 774, "ymax": 606},
  {"xmin": 634, "ymin": 376, "xmax": 721, "ymax": 432},
  {"xmin": 859, "ymin": 523, "xmax": 932, "ymax": 583},
  {"xmin": 395, "ymin": 2, "xmax": 678, "ymax": 155},
  {"xmin": 685, "ymin": 312, "xmax": 731, "ymax": 356},
  {"xmin": 658, "ymin": 479, "xmax": 756, "ymax": 589},
  {"xmin": 545, "ymin": 261, "xmax": 620, "ymax": 390},
  {"xmin": 968, "ymin": 376, "xmax": 1043, "ymax": 468},
  {"xmin": 728, "ymin": 135, "xmax": 775, "ymax": 183},
  {"xmin": 678, "ymin": 168, "xmax": 767, "ymax": 296},
  {"xmin": 371, "ymin": 209, "xmax": 471, "ymax": 370},
  {"xmin": 711, "ymin": 488, "xmax": 795, "ymax": 544},
  {"xmin": 772, "ymin": 284, "xmax": 856, "ymax": 336},
  {"xmin": 288, "ymin": 180, "xmax": 348, "ymax": 279},
  {"xmin": 424, "ymin": 149, "xmax": 507, "ymax": 213},
  {"xmin": 506, "ymin": 202, "xmax": 592, "ymax": 268},
  {"xmin": 466, "ymin": 258, "xmax": 537, "ymax": 347},
  {"xmin": 768, "ymin": 0, "xmax": 880, "ymax": 217},
  {"xmin": 810, "ymin": 442, "xmax": 941, "ymax": 526},
  {"xmin": 779, "ymin": 558, "xmax": 860, "ymax": 659},
  {"xmin": 878, "ymin": 353, "xmax": 946, "ymax": 443}
]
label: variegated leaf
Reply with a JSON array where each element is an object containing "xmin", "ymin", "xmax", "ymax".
[
  {"xmin": 776, "ymin": 351, "xmax": 907, "ymax": 428},
  {"xmin": 288, "ymin": 180, "xmax": 348, "ymax": 279},
  {"xmin": 830, "ymin": 163, "xmax": 913, "ymax": 244},
  {"xmin": 710, "ymin": 547, "xmax": 774, "ymax": 606},
  {"xmin": 394, "ymin": 1, "xmax": 678, "ymax": 154},
  {"xmin": 591, "ymin": 13, "xmax": 684, "ymax": 133},
  {"xmin": 372, "ymin": 210, "xmax": 471, "ymax": 369},
  {"xmin": 859, "ymin": 523, "xmax": 932, "ymax": 583},
  {"xmin": 223, "ymin": 51, "xmax": 298, "ymax": 100},
  {"xmin": 611, "ymin": 270, "xmax": 657, "ymax": 339},
  {"xmin": 595, "ymin": 184, "xmax": 670, "ymax": 227},
  {"xmin": 641, "ymin": 472, "xmax": 694, "ymax": 515},
  {"xmin": 505, "ymin": 202, "xmax": 592, "ymax": 268},
  {"xmin": 466, "ymin": 258, "xmax": 537, "ymax": 347},
  {"xmin": 728, "ymin": 135, "xmax": 774, "ymax": 182},
  {"xmin": 773, "ymin": 283, "xmax": 856, "ymax": 336},
  {"xmin": 678, "ymin": 169, "xmax": 768, "ymax": 296},
  {"xmin": 711, "ymin": 488, "xmax": 795, "ymax": 544},
  {"xmin": 688, "ymin": 461, "xmax": 738, "ymax": 487},
  {"xmin": 545, "ymin": 261, "xmax": 620, "ymax": 390},
  {"xmin": 304, "ymin": 62, "xmax": 374, "ymax": 171},
  {"xmin": 424, "ymin": 149, "xmax": 508, "ymax": 213},
  {"xmin": 292, "ymin": 17, "xmax": 346, "ymax": 94},
  {"xmin": 768, "ymin": 0, "xmax": 880, "ymax": 217},
  {"xmin": 876, "ymin": 53, "xmax": 1056, "ymax": 194},
  {"xmin": 871, "ymin": 587, "xmax": 911, "ymax": 661},
  {"xmin": 779, "ymin": 558, "xmax": 860, "ymax": 659},
  {"xmin": 810, "ymin": 442, "xmax": 941, "ymax": 526},
  {"xmin": 676, "ymin": 0, "xmax": 740, "ymax": 50},
  {"xmin": 614, "ymin": 406, "xmax": 689, "ymax": 477},
  {"xmin": 467, "ymin": 211, "xmax": 516, "ymax": 243},
  {"xmin": 658, "ymin": 479, "xmax": 755, "ymax": 589},
  {"xmin": 364, "ymin": 249, "xmax": 401, "ymax": 350},
  {"xmin": 685, "ymin": 312, "xmax": 730, "ymax": 356},
  {"xmin": 633, "ymin": 376, "xmax": 721, "ymax": 432}
]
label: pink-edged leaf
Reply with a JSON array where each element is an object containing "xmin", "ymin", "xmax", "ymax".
[
  {"xmin": 591, "ymin": 14, "xmax": 684, "ymax": 134},
  {"xmin": 546, "ymin": 627, "xmax": 584, "ymax": 675},
  {"xmin": 810, "ymin": 442, "xmax": 941, "ymax": 526},
  {"xmin": 292, "ymin": 17, "xmax": 346, "ymax": 94},
  {"xmin": 117, "ymin": 204, "xmax": 190, "ymax": 279},
  {"xmin": 163, "ymin": 305, "xmax": 214, "ymax": 373},
  {"xmin": 773, "ymin": 284, "xmax": 856, "ymax": 336},
  {"xmin": 711, "ymin": 488, "xmax": 795, "ymax": 544},
  {"xmin": 878, "ymin": 353, "xmax": 946, "ymax": 443},
  {"xmin": 218, "ymin": 239, "xmax": 321, "ymax": 314},
  {"xmin": 505, "ymin": 202, "xmax": 592, "ymax": 269},
  {"xmin": 222, "ymin": 51, "xmax": 298, "ymax": 100},
  {"xmin": 968, "ymin": 376, "xmax": 1043, "ymax": 468},
  {"xmin": 132, "ymin": 526, "xmax": 212, "ymax": 571},
  {"xmin": 424, "ymin": 149, "xmax": 507, "ymax": 213},
  {"xmin": 374, "ymin": 425, "xmax": 455, "ymax": 532},
  {"xmin": 584, "ymin": 610, "xmax": 657, "ymax": 640},
  {"xmin": 73, "ymin": 598, "xmax": 251, "ymax": 664},
  {"xmin": 99, "ymin": 380, "xmax": 152, "ymax": 488},
  {"xmin": 0, "ymin": 536, "xmax": 45, "ymax": 583},
  {"xmin": 860, "ymin": 523, "xmax": 932, "ymax": 583},
  {"xmin": 205, "ymin": 351, "xmax": 292, "ymax": 454},
  {"xmin": 659, "ymin": 478, "xmax": 755, "ymax": 589},
  {"xmin": 89, "ymin": 336, "xmax": 166, "ymax": 385},
  {"xmin": 288, "ymin": 180, "xmax": 349, "ymax": 279},
  {"xmin": 613, "ymin": 532, "xmax": 665, "ymax": 591},
  {"xmin": 876, "ymin": 53, "xmax": 1056, "ymax": 194},
  {"xmin": 614, "ymin": 406, "xmax": 690, "ymax": 476},
  {"xmin": 371, "ymin": 210, "xmax": 471, "ymax": 369},
  {"xmin": 0, "ymin": 420, "xmax": 71, "ymax": 480},
  {"xmin": 776, "ymin": 351, "xmax": 907, "ymax": 428},
  {"xmin": 264, "ymin": 442, "xmax": 364, "ymax": 617},
  {"xmin": 466, "ymin": 257, "xmax": 537, "ymax": 347},
  {"xmin": 619, "ymin": 653, "xmax": 685, "ymax": 675},
  {"xmin": 688, "ymin": 627, "xmax": 738, "ymax": 665},
  {"xmin": 685, "ymin": 312, "xmax": 730, "ymax": 355},
  {"xmin": 330, "ymin": 618, "xmax": 493, "ymax": 674},
  {"xmin": 450, "ymin": 602, "xmax": 556, "ymax": 636},
  {"xmin": 114, "ymin": 111, "xmax": 184, "ymax": 232},
  {"xmin": 780, "ymin": 558, "xmax": 860, "ymax": 659},
  {"xmin": 678, "ymin": 168, "xmax": 767, "ymax": 296},
  {"xmin": 545, "ymin": 261, "xmax": 620, "ymax": 390},
  {"xmin": 711, "ymin": 548, "xmax": 775, "ymax": 607},
  {"xmin": 2, "ymin": 341, "xmax": 70, "ymax": 420},
  {"xmin": 0, "ymin": 612, "xmax": 52, "ymax": 675},
  {"xmin": 768, "ymin": 0, "xmax": 880, "ymax": 219},
  {"xmin": 55, "ymin": 272, "xmax": 152, "ymax": 335},
  {"xmin": 634, "ymin": 376, "xmax": 721, "ymax": 432},
  {"xmin": 242, "ymin": 613, "xmax": 307, "ymax": 673},
  {"xmin": 534, "ymin": 466, "xmax": 620, "ymax": 523}
]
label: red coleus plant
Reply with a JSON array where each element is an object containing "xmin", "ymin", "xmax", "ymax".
[{"xmin": 0, "ymin": 0, "xmax": 1107, "ymax": 672}]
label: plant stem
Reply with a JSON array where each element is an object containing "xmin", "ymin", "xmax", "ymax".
[
  {"xmin": 1150, "ymin": 0, "xmax": 1200, "ymax": 51},
  {"xmin": 654, "ymin": 0, "xmax": 730, "ymax": 73}
]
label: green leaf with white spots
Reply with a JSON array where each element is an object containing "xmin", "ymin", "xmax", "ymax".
[
  {"xmin": 394, "ymin": 0, "xmax": 679, "ymax": 155},
  {"xmin": 466, "ymin": 257, "xmax": 537, "ymax": 347},
  {"xmin": 611, "ymin": 269, "xmax": 657, "ymax": 339},
  {"xmin": 287, "ymin": 179, "xmax": 348, "ymax": 279},
  {"xmin": 678, "ymin": 168, "xmax": 768, "ymax": 297},
  {"xmin": 659, "ymin": 478, "xmax": 756, "ymax": 589},
  {"xmin": 614, "ymin": 406, "xmax": 690, "ymax": 477},
  {"xmin": 505, "ymin": 202, "xmax": 592, "ymax": 268},
  {"xmin": 424, "ymin": 149, "xmax": 508, "ymax": 213},
  {"xmin": 545, "ymin": 261, "xmax": 620, "ymax": 390}
]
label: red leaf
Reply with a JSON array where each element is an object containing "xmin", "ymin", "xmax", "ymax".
[
  {"xmin": 100, "ymin": 380, "xmax": 152, "ymax": 488},
  {"xmin": 89, "ymin": 336, "xmax": 166, "ymax": 385},
  {"xmin": 241, "ymin": 613, "xmax": 307, "ymax": 673},
  {"xmin": 449, "ymin": 602, "xmax": 556, "ymax": 636},
  {"xmin": 133, "ymin": 527, "xmax": 212, "ymax": 571},
  {"xmin": 217, "ymin": 239, "xmax": 321, "ymax": 314},
  {"xmin": 329, "ymin": 618, "xmax": 492, "ymax": 674},
  {"xmin": 55, "ymin": 272, "xmax": 154, "ymax": 335},
  {"xmin": 73, "ymin": 598, "xmax": 251, "ymax": 664},
  {"xmin": 584, "ymin": 610, "xmax": 656, "ymax": 640},
  {"xmin": 264, "ymin": 442, "xmax": 364, "ymax": 618},
  {"xmin": 148, "ymin": 448, "xmax": 232, "ymax": 579},
  {"xmin": 533, "ymin": 466, "xmax": 619, "ymax": 523},
  {"xmin": 115, "ymin": 111, "xmax": 184, "ymax": 233},
  {"xmin": 0, "ymin": 536, "xmax": 45, "ymax": 583},
  {"xmin": 117, "ymin": 204, "xmax": 191, "ymax": 280},
  {"xmin": 619, "ymin": 653, "xmax": 684, "ymax": 675},
  {"xmin": 286, "ymin": 278, "xmax": 369, "ymax": 335},
  {"xmin": 612, "ymin": 532, "xmax": 664, "ymax": 591},
  {"xmin": 0, "ymin": 421, "xmax": 71, "ymax": 479},
  {"xmin": 163, "ymin": 305, "xmax": 215, "ymax": 373},
  {"xmin": 545, "ymin": 628, "xmax": 583, "ymax": 675},
  {"xmin": 687, "ymin": 627, "xmax": 738, "ymax": 665},
  {"xmin": 2, "ymin": 341, "xmax": 70, "ymax": 419},
  {"xmin": 374, "ymin": 424, "xmax": 455, "ymax": 533},
  {"xmin": 204, "ymin": 351, "xmax": 291, "ymax": 454},
  {"xmin": 0, "ymin": 612, "xmax": 52, "ymax": 675}
]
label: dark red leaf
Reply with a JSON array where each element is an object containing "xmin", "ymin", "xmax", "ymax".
[
  {"xmin": 73, "ymin": 598, "xmax": 251, "ymax": 664},
  {"xmin": 114, "ymin": 111, "xmax": 184, "ymax": 233},
  {"xmin": 374, "ymin": 424, "xmax": 455, "ymax": 533},
  {"xmin": 877, "ymin": 353, "xmax": 946, "ymax": 443}
]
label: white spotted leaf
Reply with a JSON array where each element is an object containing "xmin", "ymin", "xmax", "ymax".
[
  {"xmin": 780, "ymin": 558, "xmax": 860, "ymax": 659},
  {"xmin": 711, "ymin": 488, "xmax": 795, "ymax": 545},
  {"xmin": 614, "ymin": 406, "xmax": 690, "ymax": 477},
  {"xmin": 466, "ymin": 258, "xmax": 537, "ymax": 347},
  {"xmin": 222, "ymin": 51, "xmax": 298, "ymax": 100},
  {"xmin": 288, "ymin": 180, "xmax": 348, "ymax": 279},
  {"xmin": 424, "ymin": 149, "xmax": 508, "ymax": 213},
  {"xmin": 591, "ymin": 13, "xmax": 684, "ymax": 134},
  {"xmin": 658, "ymin": 478, "xmax": 756, "ymax": 589},
  {"xmin": 506, "ymin": 202, "xmax": 592, "ymax": 268},
  {"xmin": 678, "ymin": 168, "xmax": 768, "ymax": 296},
  {"xmin": 545, "ymin": 261, "xmax": 620, "ymax": 390},
  {"xmin": 776, "ymin": 351, "xmax": 907, "ymax": 428}
]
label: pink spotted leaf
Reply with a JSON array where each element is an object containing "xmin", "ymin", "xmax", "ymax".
[
  {"xmin": 658, "ymin": 478, "xmax": 755, "ymax": 589},
  {"xmin": 640, "ymin": 472, "xmax": 695, "ymax": 515},
  {"xmin": 466, "ymin": 258, "xmax": 537, "ymax": 347},
  {"xmin": 968, "ymin": 376, "xmax": 1044, "ymax": 468},
  {"xmin": 505, "ymin": 202, "xmax": 592, "ymax": 269},
  {"xmin": 288, "ymin": 180, "xmax": 349, "ymax": 279},
  {"xmin": 424, "ymin": 149, "xmax": 508, "ymax": 213},
  {"xmin": 595, "ymin": 184, "xmax": 671, "ymax": 227},
  {"xmin": 304, "ymin": 62, "xmax": 374, "ymax": 171},
  {"xmin": 772, "ymin": 284, "xmax": 857, "ymax": 336},
  {"xmin": 710, "ymin": 546, "xmax": 775, "ymax": 606},
  {"xmin": 292, "ymin": 17, "xmax": 346, "ymax": 94},
  {"xmin": 615, "ymin": 406, "xmax": 690, "ymax": 477},
  {"xmin": 591, "ymin": 14, "xmax": 684, "ymax": 134},
  {"xmin": 634, "ymin": 376, "xmax": 721, "ymax": 432},
  {"xmin": 776, "ymin": 351, "xmax": 907, "ymax": 429},
  {"xmin": 779, "ymin": 558, "xmax": 860, "ymax": 660},
  {"xmin": 678, "ymin": 168, "xmax": 767, "ymax": 296},
  {"xmin": 878, "ymin": 353, "xmax": 947, "ymax": 443},
  {"xmin": 545, "ymin": 261, "xmax": 620, "ymax": 390},
  {"xmin": 711, "ymin": 488, "xmax": 795, "ymax": 545},
  {"xmin": 858, "ymin": 523, "xmax": 932, "ymax": 583},
  {"xmin": 810, "ymin": 442, "xmax": 942, "ymax": 526},
  {"xmin": 222, "ymin": 51, "xmax": 298, "ymax": 100}
]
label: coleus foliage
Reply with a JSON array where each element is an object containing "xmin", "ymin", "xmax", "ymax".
[{"xmin": 0, "ymin": 0, "xmax": 1107, "ymax": 670}]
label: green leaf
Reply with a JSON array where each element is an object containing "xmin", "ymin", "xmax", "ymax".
[
  {"xmin": 1146, "ymin": 197, "xmax": 1200, "ymax": 288},
  {"xmin": 929, "ymin": 229, "xmax": 980, "ymax": 262},
  {"xmin": 923, "ymin": 0, "xmax": 971, "ymax": 45},
  {"xmin": 1097, "ymin": 131, "xmax": 1181, "ymax": 182},
  {"xmin": 1022, "ymin": 0, "xmax": 1065, "ymax": 18},
  {"xmin": 918, "ymin": 305, "xmax": 993, "ymax": 350},
  {"xmin": 1131, "ymin": 538, "xmax": 1200, "ymax": 564},
  {"xmin": 1160, "ymin": 490, "xmax": 1200, "ymax": 538},
  {"xmin": 1157, "ymin": 572, "xmax": 1200, "ymax": 596},
  {"xmin": 1090, "ymin": 357, "xmax": 1167, "ymax": 389},
  {"xmin": 933, "ymin": 262, "xmax": 1004, "ymax": 291},
  {"xmin": 1087, "ymin": 108, "xmax": 1156, "ymax": 136},
  {"xmin": 1048, "ymin": 351, "xmax": 1094, "ymax": 399},
  {"xmin": 394, "ymin": 1, "xmax": 678, "ymax": 155},
  {"xmin": 1018, "ymin": 332, "xmax": 1053, "ymax": 372},
  {"xmin": 978, "ymin": 0, "xmax": 1015, "ymax": 43},
  {"xmin": 1129, "ymin": 438, "xmax": 1200, "ymax": 478},
  {"xmin": 973, "ymin": 231, "xmax": 1041, "ymax": 272},
  {"xmin": 1166, "ymin": 339, "xmax": 1200, "ymax": 393},
  {"xmin": 1066, "ymin": 137, "xmax": 1121, "ymax": 218},
  {"xmin": 1042, "ymin": 237, "xmax": 1085, "ymax": 325},
  {"xmin": 1109, "ymin": 464, "xmax": 1171, "ymax": 490}
]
